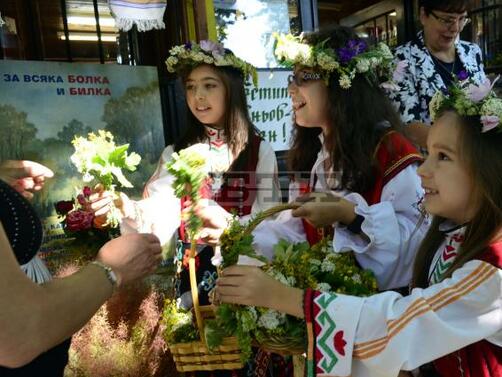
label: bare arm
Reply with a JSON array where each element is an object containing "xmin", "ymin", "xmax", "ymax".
[
  {"xmin": 0, "ymin": 160, "xmax": 162, "ymax": 367},
  {"xmin": 0, "ymin": 224, "xmax": 161, "ymax": 368}
]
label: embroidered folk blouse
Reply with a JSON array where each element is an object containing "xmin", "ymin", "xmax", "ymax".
[
  {"xmin": 251, "ymin": 133, "xmax": 428, "ymax": 290},
  {"xmin": 303, "ymin": 228, "xmax": 502, "ymax": 377},
  {"xmin": 119, "ymin": 125, "xmax": 280, "ymax": 248}
]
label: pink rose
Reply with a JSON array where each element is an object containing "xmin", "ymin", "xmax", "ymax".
[
  {"xmin": 55, "ymin": 200, "xmax": 74, "ymax": 215},
  {"xmin": 481, "ymin": 115, "xmax": 500, "ymax": 133},
  {"xmin": 65, "ymin": 210, "xmax": 94, "ymax": 232},
  {"xmin": 77, "ymin": 194, "xmax": 87, "ymax": 205},
  {"xmin": 83, "ymin": 186, "xmax": 92, "ymax": 197}
]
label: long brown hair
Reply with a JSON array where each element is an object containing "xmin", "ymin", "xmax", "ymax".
[
  {"xmin": 412, "ymin": 110, "xmax": 502, "ymax": 288},
  {"xmin": 287, "ymin": 25, "xmax": 403, "ymax": 193},
  {"xmin": 175, "ymin": 64, "xmax": 258, "ymax": 170}
]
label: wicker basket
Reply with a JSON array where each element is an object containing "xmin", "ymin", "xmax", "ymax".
[
  {"xmin": 169, "ymin": 203, "xmax": 302, "ymax": 371},
  {"xmin": 225, "ymin": 203, "xmax": 306, "ymax": 357},
  {"xmin": 169, "ymin": 239, "xmax": 244, "ymax": 372}
]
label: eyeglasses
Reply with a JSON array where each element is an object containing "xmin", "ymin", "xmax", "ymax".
[
  {"xmin": 287, "ymin": 72, "xmax": 322, "ymax": 87},
  {"xmin": 430, "ymin": 11, "xmax": 471, "ymax": 29}
]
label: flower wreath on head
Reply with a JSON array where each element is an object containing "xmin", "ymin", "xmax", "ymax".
[
  {"xmin": 165, "ymin": 40, "xmax": 258, "ymax": 86},
  {"xmin": 273, "ymin": 32, "xmax": 401, "ymax": 90},
  {"xmin": 429, "ymin": 75, "xmax": 502, "ymax": 133}
]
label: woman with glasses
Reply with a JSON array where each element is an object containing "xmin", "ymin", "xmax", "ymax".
[{"xmin": 387, "ymin": 0, "xmax": 486, "ymax": 149}]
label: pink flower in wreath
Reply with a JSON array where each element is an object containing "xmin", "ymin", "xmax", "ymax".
[
  {"xmin": 200, "ymin": 40, "xmax": 225, "ymax": 59},
  {"xmin": 66, "ymin": 210, "xmax": 94, "ymax": 232},
  {"xmin": 481, "ymin": 115, "xmax": 500, "ymax": 133},
  {"xmin": 466, "ymin": 77, "xmax": 498, "ymax": 103}
]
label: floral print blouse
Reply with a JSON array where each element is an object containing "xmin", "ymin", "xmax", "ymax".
[{"xmin": 387, "ymin": 31, "xmax": 486, "ymax": 125}]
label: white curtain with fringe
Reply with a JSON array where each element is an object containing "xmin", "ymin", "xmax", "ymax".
[{"xmin": 108, "ymin": 0, "xmax": 167, "ymax": 32}]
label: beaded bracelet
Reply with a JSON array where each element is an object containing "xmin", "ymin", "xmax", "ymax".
[{"xmin": 91, "ymin": 260, "xmax": 118, "ymax": 288}]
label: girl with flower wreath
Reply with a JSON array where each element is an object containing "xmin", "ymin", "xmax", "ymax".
[
  {"xmin": 215, "ymin": 78, "xmax": 502, "ymax": 377},
  {"xmin": 89, "ymin": 40, "xmax": 281, "ymax": 375},
  {"xmin": 202, "ymin": 26, "xmax": 428, "ymax": 293}
]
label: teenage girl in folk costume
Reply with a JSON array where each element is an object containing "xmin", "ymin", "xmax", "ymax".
[
  {"xmin": 230, "ymin": 26, "xmax": 428, "ymax": 292},
  {"xmin": 89, "ymin": 40, "xmax": 281, "ymax": 375},
  {"xmin": 215, "ymin": 79, "xmax": 502, "ymax": 377},
  {"xmin": 91, "ymin": 40, "xmax": 280, "ymax": 304}
]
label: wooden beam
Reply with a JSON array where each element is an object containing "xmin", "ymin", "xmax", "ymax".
[
  {"xmin": 193, "ymin": 0, "xmax": 208, "ymax": 40},
  {"xmin": 186, "ymin": 0, "xmax": 197, "ymax": 41}
]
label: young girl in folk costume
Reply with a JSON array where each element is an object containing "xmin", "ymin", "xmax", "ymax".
[
  {"xmin": 215, "ymin": 79, "xmax": 502, "ymax": 377},
  {"xmin": 89, "ymin": 40, "xmax": 280, "ymax": 375},
  {"xmin": 237, "ymin": 26, "xmax": 428, "ymax": 292}
]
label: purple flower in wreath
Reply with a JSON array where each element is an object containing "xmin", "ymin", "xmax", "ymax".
[
  {"xmin": 337, "ymin": 39, "xmax": 367, "ymax": 64},
  {"xmin": 481, "ymin": 115, "xmax": 500, "ymax": 133},
  {"xmin": 457, "ymin": 70, "xmax": 469, "ymax": 81},
  {"xmin": 200, "ymin": 40, "xmax": 225, "ymax": 59},
  {"xmin": 184, "ymin": 42, "xmax": 192, "ymax": 50},
  {"xmin": 348, "ymin": 39, "xmax": 367, "ymax": 54}
]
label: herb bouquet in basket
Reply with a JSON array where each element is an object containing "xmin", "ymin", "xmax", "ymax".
[
  {"xmin": 203, "ymin": 208, "xmax": 379, "ymax": 363},
  {"xmin": 49, "ymin": 130, "xmax": 141, "ymax": 266},
  {"xmin": 162, "ymin": 144, "xmax": 246, "ymax": 372}
]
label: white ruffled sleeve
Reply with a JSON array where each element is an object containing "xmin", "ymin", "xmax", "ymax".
[
  {"xmin": 120, "ymin": 145, "xmax": 181, "ymax": 248},
  {"xmin": 306, "ymin": 259, "xmax": 502, "ymax": 377},
  {"xmin": 250, "ymin": 209, "xmax": 306, "ymax": 261},
  {"xmin": 334, "ymin": 164, "xmax": 428, "ymax": 290},
  {"xmin": 250, "ymin": 140, "xmax": 281, "ymax": 214}
]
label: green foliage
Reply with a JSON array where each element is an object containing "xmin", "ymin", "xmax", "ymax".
[
  {"xmin": 163, "ymin": 203, "xmax": 378, "ymax": 363},
  {"xmin": 209, "ymin": 226, "xmax": 378, "ymax": 362},
  {"xmin": 71, "ymin": 130, "xmax": 141, "ymax": 190},
  {"xmin": 165, "ymin": 144, "xmax": 209, "ymax": 240},
  {"xmin": 219, "ymin": 216, "xmax": 267, "ymax": 268},
  {"xmin": 161, "ymin": 299, "xmax": 199, "ymax": 344}
]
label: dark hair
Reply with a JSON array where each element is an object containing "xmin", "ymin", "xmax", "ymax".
[
  {"xmin": 287, "ymin": 25, "xmax": 404, "ymax": 193},
  {"xmin": 174, "ymin": 64, "xmax": 258, "ymax": 170},
  {"xmin": 419, "ymin": 0, "xmax": 471, "ymax": 15},
  {"xmin": 412, "ymin": 110, "xmax": 502, "ymax": 288}
]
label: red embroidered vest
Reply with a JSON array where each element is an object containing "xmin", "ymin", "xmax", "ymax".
[
  {"xmin": 433, "ymin": 242, "xmax": 502, "ymax": 377},
  {"xmin": 302, "ymin": 131, "xmax": 422, "ymax": 245},
  {"xmin": 179, "ymin": 134, "xmax": 262, "ymax": 242}
]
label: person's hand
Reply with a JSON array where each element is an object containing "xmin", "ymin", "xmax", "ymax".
[
  {"xmin": 215, "ymin": 265, "xmax": 304, "ymax": 317},
  {"xmin": 291, "ymin": 192, "xmax": 356, "ymax": 227},
  {"xmin": 0, "ymin": 160, "xmax": 54, "ymax": 199},
  {"xmin": 215, "ymin": 265, "xmax": 281, "ymax": 308},
  {"xmin": 184, "ymin": 199, "xmax": 232, "ymax": 245},
  {"xmin": 96, "ymin": 233, "xmax": 162, "ymax": 286},
  {"xmin": 88, "ymin": 185, "xmax": 132, "ymax": 220}
]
